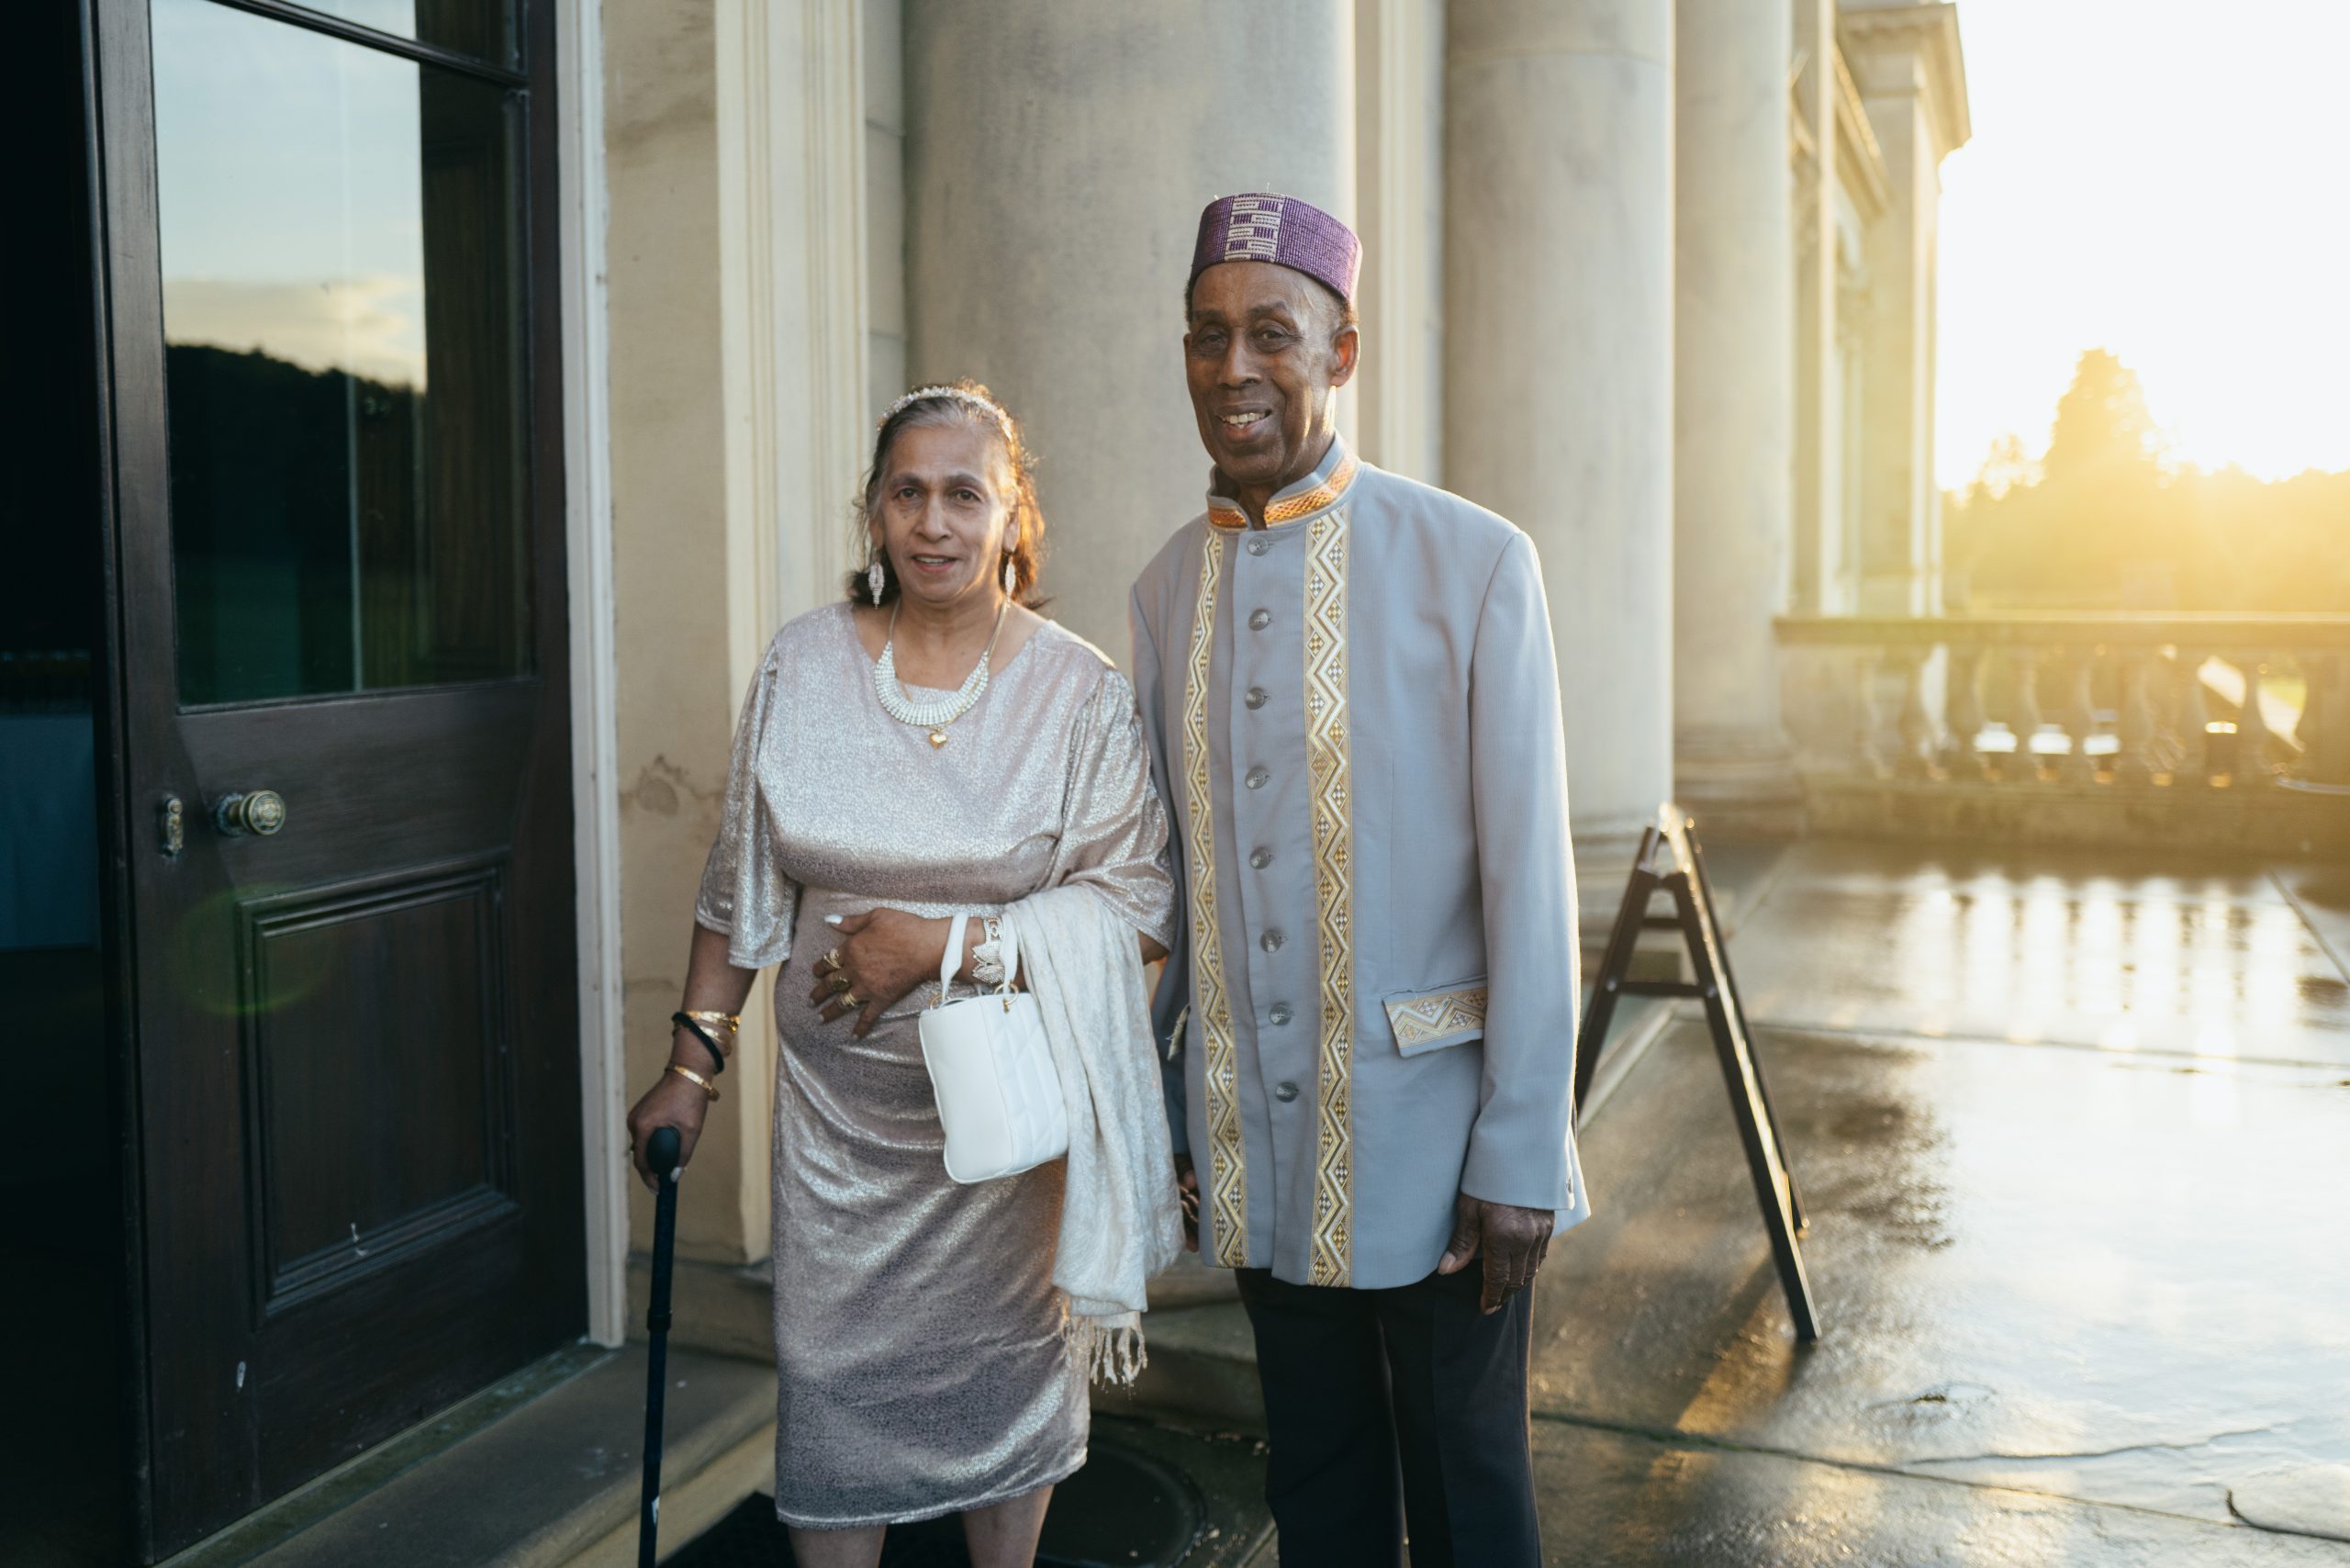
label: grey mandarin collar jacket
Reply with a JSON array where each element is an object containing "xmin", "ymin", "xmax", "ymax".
[{"xmin": 1129, "ymin": 436, "xmax": 1591, "ymax": 1291}]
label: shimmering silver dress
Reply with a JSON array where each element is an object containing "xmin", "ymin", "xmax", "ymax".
[{"xmin": 695, "ymin": 603, "xmax": 1175, "ymax": 1529}]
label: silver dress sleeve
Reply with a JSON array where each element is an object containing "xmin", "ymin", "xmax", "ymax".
[
  {"xmin": 693, "ymin": 642, "xmax": 800, "ymax": 970},
  {"xmin": 1046, "ymin": 667, "xmax": 1178, "ymax": 951}
]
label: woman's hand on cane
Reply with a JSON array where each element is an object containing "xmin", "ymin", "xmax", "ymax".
[{"xmin": 626, "ymin": 1067, "xmax": 711, "ymax": 1192}]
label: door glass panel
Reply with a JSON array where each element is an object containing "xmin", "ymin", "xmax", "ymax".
[
  {"xmin": 283, "ymin": 0, "xmax": 517, "ymax": 69},
  {"xmin": 154, "ymin": 0, "xmax": 530, "ymax": 706}
]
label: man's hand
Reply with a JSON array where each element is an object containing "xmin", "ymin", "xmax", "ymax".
[
  {"xmin": 1436, "ymin": 1192, "xmax": 1555, "ymax": 1314},
  {"xmin": 1174, "ymin": 1150, "xmax": 1201, "ymax": 1252}
]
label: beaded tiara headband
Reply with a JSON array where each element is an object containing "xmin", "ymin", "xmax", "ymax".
[{"xmin": 882, "ymin": 384, "xmax": 1013, "ymax": 436}]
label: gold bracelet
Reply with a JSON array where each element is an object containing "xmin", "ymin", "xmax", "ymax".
[
  {"xmin": 679, "ymin": 1008, "xmax": 740, "ymax": 1036},
  {"xmin": 666, "ymin": 1062, "xmax": 720, "ymax": 1102}
]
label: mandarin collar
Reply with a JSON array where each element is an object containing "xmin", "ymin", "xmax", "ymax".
[{"xmin": 1207, "ymin": 435, "xmax": 1360, "ymax": 532}]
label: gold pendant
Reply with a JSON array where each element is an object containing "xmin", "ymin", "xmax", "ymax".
[{"xmin": 928, "ymin": 729, "xmax": 948, "ymax": 748}]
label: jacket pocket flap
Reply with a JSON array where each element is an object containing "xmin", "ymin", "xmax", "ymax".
[{"xmin": 1382, "ymin": 980, "xmax": 1488, "ymax": 1057}]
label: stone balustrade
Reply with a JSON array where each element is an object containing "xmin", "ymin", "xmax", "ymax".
[{"xmin": 1774, "ymin": 616, "xmax": 2350, "ymax": 850}]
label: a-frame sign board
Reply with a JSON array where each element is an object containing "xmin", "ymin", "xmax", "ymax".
[{"xmin": 1576, "ymin": 806, "xmax": 1820, "ymax": 1343}]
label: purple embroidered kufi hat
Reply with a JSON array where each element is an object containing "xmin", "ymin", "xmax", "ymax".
[{"xmin": 1189, "ymin": 192, "xmax": 1361, "ymax": 305}]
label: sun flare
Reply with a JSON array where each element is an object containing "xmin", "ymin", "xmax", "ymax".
[{"xmin": 1936, "ymin": 0, "xmax": 2350, "ymax": 487}]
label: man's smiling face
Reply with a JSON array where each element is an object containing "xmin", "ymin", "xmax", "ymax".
[{"xmin": 1183, "ymin": 261, "xmax": 1358, "ymax": 510}]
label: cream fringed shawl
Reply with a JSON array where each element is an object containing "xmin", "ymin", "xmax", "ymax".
[{"xmin": 1009, "ymin": 884, "xmax": 1184, "ymax": 1384}]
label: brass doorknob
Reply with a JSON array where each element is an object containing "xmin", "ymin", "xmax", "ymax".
[{"xmin": 213, "ymin": 790, "xmax": 288, "ymax": 837}]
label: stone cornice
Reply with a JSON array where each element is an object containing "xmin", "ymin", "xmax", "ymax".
[
  {"xmin": 1832, "ymin": 44, "xmax": 1891, "ymax": 218},
  {"xmin": 1790, "ymin": 69, "xmax": 1819, "ymax": 180},
  {"xmin": 1839, "ymin": 1, "xmax": 1972, "ymax": 161}
]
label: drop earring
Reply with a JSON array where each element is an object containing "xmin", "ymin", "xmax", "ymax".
[
  {"xmin": 867, "ymin": 551, "xmax": 887, "ymax": 605},
  {"xmin": 1002, "ymin": 553, "xmax": 1017, "ymax": 598}
]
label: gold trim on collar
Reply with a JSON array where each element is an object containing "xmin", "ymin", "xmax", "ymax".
[
  {"xmin": 1181, "ymin": 531, "xmax": 1248, "ymax": 1269},
  {"xmin": 1304, "ymin": 502, "xmax": 1356, "ymax": 1286},
  {"xmin": 1207, "ymin": 452, "xmax": 1360, "ymax": 532}
]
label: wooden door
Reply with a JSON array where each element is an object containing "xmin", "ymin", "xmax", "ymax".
[{"xmin": 91, "ymin": 0, "xmax": 584, "ymax": 1553}]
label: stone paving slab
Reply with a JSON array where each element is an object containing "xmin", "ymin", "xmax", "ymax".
[
  {"xmin": 1728, "ymin": 841, "xmax": 2350, "ymax": 1065},
  {"xmin": 212, "ymin": 1346, "xmax": 775, "ymax": 1568},
  {"xmin": 1532, "ymin": 1019, "xmax": 2350, "ymax": 1539},
  {"xmin": 1528, "ymin": 1417, "xmax": 2350, "ymax": 1566}
]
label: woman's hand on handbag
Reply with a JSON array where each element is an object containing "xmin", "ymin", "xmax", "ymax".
[
  {"xmin": 810, "ymin": 908, "xmax": 957, "ymax": 1037},
  {"xmin": 624, "ymin": 1070, "xmax": 711, "ymax": 1193}
]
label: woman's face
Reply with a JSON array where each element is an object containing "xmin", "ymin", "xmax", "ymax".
[{"xmin": 870, "ymin": 420, "xmax": 1016, "ymax": 612}]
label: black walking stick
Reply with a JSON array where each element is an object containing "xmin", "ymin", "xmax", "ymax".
[{"xmin": 638, "ymin": 1126, "xmax": 684, "ymax": 1567}]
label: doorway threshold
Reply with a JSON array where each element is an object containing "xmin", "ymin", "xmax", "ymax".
[{"xmin": 159, "ymin": 1342, "xmax": 776, "ymax": 1568}]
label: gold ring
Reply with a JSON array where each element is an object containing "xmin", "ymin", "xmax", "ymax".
[
  {"xmin": 836, "ymin": 990, "xmax": 862, "ymax": 1011},
  {"xmin": 819, "ymin": 948, "xmax": 844, "ymax": 974}
]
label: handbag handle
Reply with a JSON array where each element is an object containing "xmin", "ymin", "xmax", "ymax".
[
  {"xmin": 930, "ymin": 907, "xmax": 1024, "ymax": 991},
  {"xmin": 934, "ymin": 909, "xmax": 1022, "ymax": 1000},
  {"xmin": 937, "ymin": 909, "xmax": 971, "ymax": 997},
  {"xmin": 995, "ymin": 910, "xmax": 1022, "ymax": 991}
]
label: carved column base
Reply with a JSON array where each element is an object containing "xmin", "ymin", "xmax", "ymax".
[{"xmin": 1673, "ymin": 726, "xmax": 1807, "ymax": 839}]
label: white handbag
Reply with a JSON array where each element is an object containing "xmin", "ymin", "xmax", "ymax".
[{"xmin": 917, "ymin": 910, "xmax": 1070, "ymax": 1183}]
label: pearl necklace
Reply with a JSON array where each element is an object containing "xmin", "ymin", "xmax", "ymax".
[{"xmin": 872, "ymin": 599, "xmax": 1012, "ymax": 747}]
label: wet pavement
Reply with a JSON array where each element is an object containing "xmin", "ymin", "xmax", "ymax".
[
  {"xmin": 1725, "ymin": 841, "xmax": 2350, "ymax": 1066},
  {"xmin": 1521, "ymin": 838, "xmax": 2350, "ymax": 1563}
]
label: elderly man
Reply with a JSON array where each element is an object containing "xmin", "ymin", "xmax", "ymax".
[{"xmin": 1129, "ymin": 193, "xmax": 1587, "ymax": 1568}]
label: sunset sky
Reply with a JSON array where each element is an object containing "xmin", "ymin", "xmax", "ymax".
[{"xmin": 1934, "ymin": 0, "xmax": 2350, "ymax": 488}]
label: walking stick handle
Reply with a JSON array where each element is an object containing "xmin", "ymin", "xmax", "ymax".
[{"xmin": 647, "ymin": 1125, "xmax": 683, "ymax": 1180}]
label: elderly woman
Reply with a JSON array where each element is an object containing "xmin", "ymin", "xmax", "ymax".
[{"xmin": 624, "ymin": 383, "xmax": 1181, "ymax": 1568}]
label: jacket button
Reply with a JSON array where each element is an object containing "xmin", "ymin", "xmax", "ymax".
[
  {"xmin": 1273, "ymin": 1081, "xmax": 1299, "ymax": 1103},
  {"xmin": 1249, "ymin": 847, "xmax": 1272, "ymax": 869},
  {"xmin": 1246, "ymin": 767, "xmax": 1270, "ymax": 790},
  {"xmin": 1261, "ymin": 929, "xmax": 1284, "ymax": 953},
  {"xmin": 1248, "ymin": 609, "xmax": 1272, "ymax": 631},
  {"xmin": 1245, "ymin": 687, "xmax": 1269, "ymax": 710},
  {"xmin": 1247, "ymin": 537, "xmax": 1270, "ymax": 556},
  {"xmin": 1269, "ymin": 1002, "xmax": 1292, "ymax": 1025}
]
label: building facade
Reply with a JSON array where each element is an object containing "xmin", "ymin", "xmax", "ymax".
[{"xmin": 16, "ymin": 0, "xmax": 1964, "ymax": 1557}]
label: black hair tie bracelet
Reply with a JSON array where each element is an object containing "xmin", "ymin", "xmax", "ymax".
[{"xmin": 670, "ymin": 1011, "xmax": 729, "ymax": 1077}]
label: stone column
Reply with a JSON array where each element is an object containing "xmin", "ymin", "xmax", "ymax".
[
  {"xmin": 901, "ymin": 2, "xmax": 1354, "ymax": 662},
  {"xmin": 1445, "ymin": 0, "xmax": 1675, "ymax": 867},
  {"xmin": 1352, "ymin": 0, "xmax": 1447, "ymax": 484},
  {"xmin": 602, "ymin": 0, "xmax": 873, "ymax": 1277},
  {"xmin": 1671, "ymin": 0, "xmax": 1802, "ymax": 829},
  {"xmin": 604, "ymin": 0, "xmax": 770, "ymax": 1267},
  {"xmin": 1790, "ymin": 0, "xmax": 1837, "ymax": 615},
  {"xmin": 1842, "ymin": 1, "xmax": 1971, "ymax": 615}
]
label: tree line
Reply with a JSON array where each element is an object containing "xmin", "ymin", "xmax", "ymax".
[{"xmin": 1945, "ymin": 349, "xmax": 2350, "ymax": 613}]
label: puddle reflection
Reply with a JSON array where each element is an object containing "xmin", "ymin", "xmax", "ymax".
[{"xmin": 1741, "ymin": 851, "xmax": 2350, "ymax": 1065}]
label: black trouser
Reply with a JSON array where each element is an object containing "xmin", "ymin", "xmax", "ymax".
[{"xmin": 1234, "ymin": 1264, "xmax": 1540, "ymax": 1568}]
